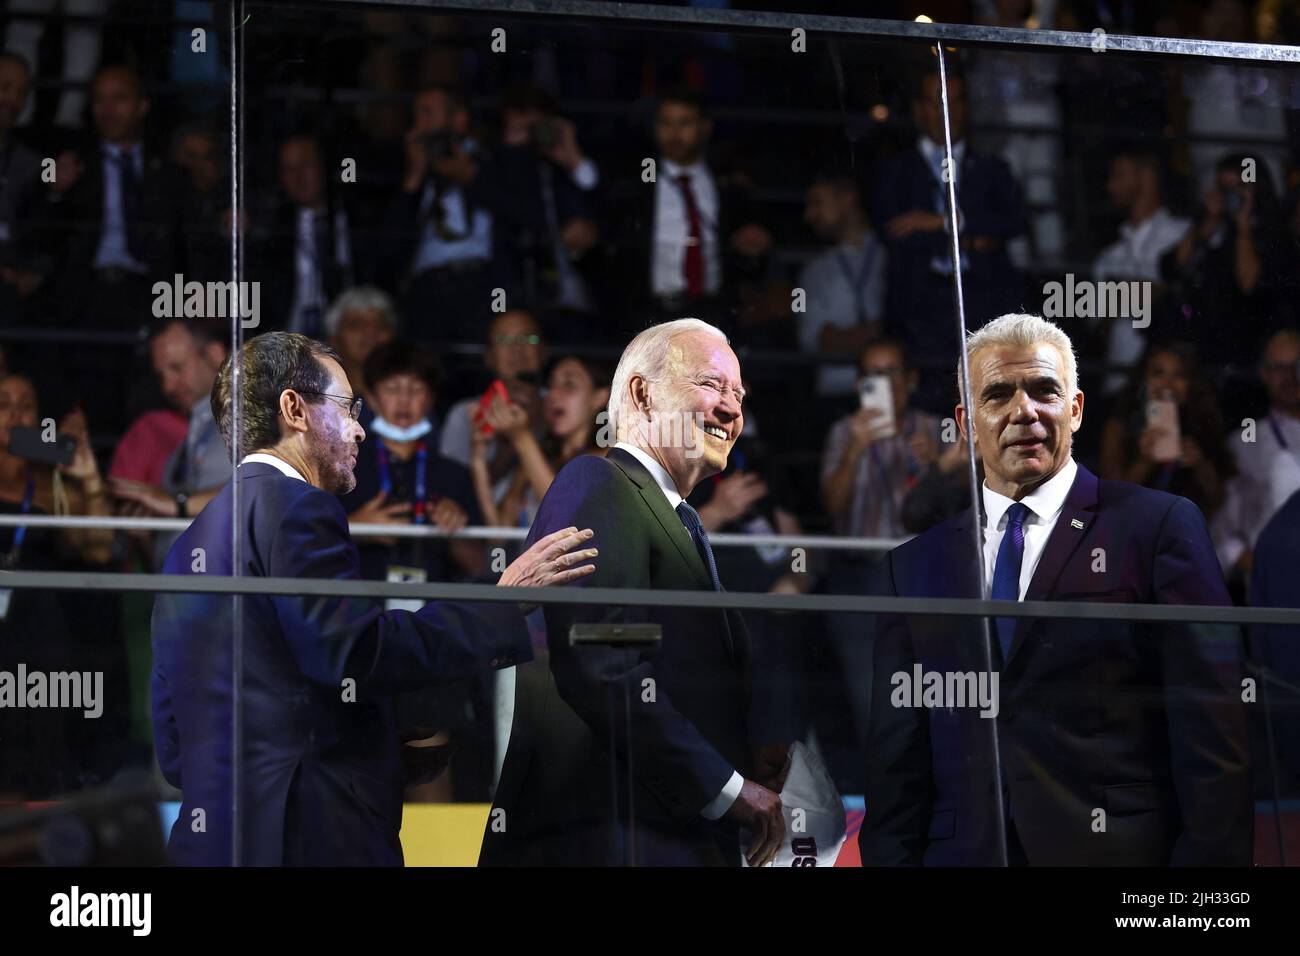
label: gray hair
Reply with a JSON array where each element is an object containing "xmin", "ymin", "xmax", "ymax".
[
  {"xmin": 324, "ymin": 286, "xmax": 398, "ymax": 340},
  {"xmin": 607, "ymin": 318, "xmax": 729, "ymax": 438},
  {"xmin": 959, "ymin": 313, "xmax": 1078, "ymax": 399}
]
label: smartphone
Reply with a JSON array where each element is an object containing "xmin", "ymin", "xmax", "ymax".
[
  {"xmin": 858, "ymin": 375, "xmax": 896, "ymax": 438},
  {"xmin": 8, "ymin": 426, "xmax": 76, "ymax": 467},
  {"xmin": 475, "ymin": 379, "xmax": 512, "ymax": 437},
  {"xmin": 1146, "ymin": 398, "xmax": 1181, "ymax": 463}
]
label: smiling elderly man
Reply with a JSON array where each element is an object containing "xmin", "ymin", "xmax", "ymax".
[
  {"xmin": 859, "ymin": 313, "xmax": 1252, "ymax": 867},
  {"xmin": 481, "ymin": 318, "xmax": 787, "ymax": 867}
]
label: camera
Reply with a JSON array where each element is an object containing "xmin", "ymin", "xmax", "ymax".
[{"xmin": 421, "ymin": 130, "xmax": 455, "ymax": 161}]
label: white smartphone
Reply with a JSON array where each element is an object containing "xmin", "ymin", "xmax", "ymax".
[
  {"xmin": 859, "ymin": 374, "xmax": 896, "ymax": 438},
  {"xmin": 1146, "ymin": 397, "xmax": 1181, "ymax": 463}
]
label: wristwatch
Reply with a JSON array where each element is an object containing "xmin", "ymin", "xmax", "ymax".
[{"xmin": 175, "ymin": 492, "xmax": 189, "ymax": 518}]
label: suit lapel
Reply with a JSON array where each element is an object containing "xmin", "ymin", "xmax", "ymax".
[
  {"xmin": 1005, "ymin": 464, "xmax": 1099, "ymax": 665},
  {"xmin": 607, "ymin": 448, "xmax": 714, "ymax": 591},
  {"xmin": 606, "ymin": 448, "xmax": 735, "ymax": 660}
]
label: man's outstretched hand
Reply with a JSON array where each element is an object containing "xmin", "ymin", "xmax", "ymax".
[{"xmin": 498, "ymin": 526, "xmax": 597, "ymax": 589}]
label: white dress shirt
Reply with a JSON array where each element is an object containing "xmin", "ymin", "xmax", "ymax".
[
  {"xmin": 94, "ymin": 141, "xmax": 148, "ymax": 272},
  {"xmin": 980, "ymin": 457, "xmax": 1078, "ymax": 599},
  {"xmin": 652, "ymin": 158, "xmax": 721, "ymax": 297},
  {"xmin": 613, "ymin": 441, "xmax": 743, "ymax": 819},
  {"xmin": 1092, "ymin": 207, "xmax": 1190, "ymax": 395},
  {"xmin": 241, "ymin": 453, "xmax": 307, "ymax": 483}
]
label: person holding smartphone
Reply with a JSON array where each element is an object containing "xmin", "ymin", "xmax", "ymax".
[{"xmin": 1100, "ymin": 341, "xmax": 1234, "ymax": 519}]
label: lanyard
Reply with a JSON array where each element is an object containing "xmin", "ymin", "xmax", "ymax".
[
  {"xmin": 5, "ymin": 476, "xmax": 35, "ymax": 567},
  {"xmin": 375, "ymin": 441, "xmax": 431, "ymax": 524}
]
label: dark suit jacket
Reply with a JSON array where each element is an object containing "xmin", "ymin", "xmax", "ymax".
[
  {"xmin": 1248, "ymin": 488, "xmax": 1300, "ymax": 792},
  {"xmin": 860, "ymin": 463, "xmax": 1252, "ymax": 866},
  {"xmin": 598, "ymin": 162, "xmax": 761, "ymax": 339},
  {"xmin": 480, "ymin": 447, "xmax": 754, "ymax": 866},
  {"xmin": 151, "ymin": 461, "xmax": 531, "ymax": 866},
  {"xmin": 39, "ymin": 141, "xmax": 181, "ymax": 317},
  {"xmin": 872, "ymin": 145, "xmax": 1025, "ymax": 360}
]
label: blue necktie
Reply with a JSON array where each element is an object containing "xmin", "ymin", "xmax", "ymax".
[
  {"xmin": 676, "ymin": 500, "xmax": 721, "ymax": 591},
  {"xmin": 991, "ymin": 502, "xmax": 1030, "ymax": 662}
]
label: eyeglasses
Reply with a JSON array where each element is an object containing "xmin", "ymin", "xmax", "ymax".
[
  {"xmin": 298, "ymin": 390, "xmax": 364, "ymax": 420},
  {"xmin": 493, "ymin": 334, "xmax": 541, "ymax": 346}
]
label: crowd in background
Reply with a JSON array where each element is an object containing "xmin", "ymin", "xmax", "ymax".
[{"xmin": 2, "ymin": 0, "xmax": 1300, "ymax": 802}]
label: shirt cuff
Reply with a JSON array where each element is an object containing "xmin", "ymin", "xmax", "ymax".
[
  {"xmin": 571, "ymin": 157, "xmax": 598, "ymax": 191},
  {"xmin": 699, "ymin": 770, "xmax": 744, "ymax": 820}
]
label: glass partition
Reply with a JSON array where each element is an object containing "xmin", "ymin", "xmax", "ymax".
[{"xmin": 0, "ymin": 0, "xmax": 1293, "ymax": 875}]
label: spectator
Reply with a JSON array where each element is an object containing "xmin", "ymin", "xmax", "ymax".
[
  {"xmin": 324, "ymin": 286, "xmax": 398, "ymax": 409},
  {"xmin": 108, "ymin": 319, "xmax": 230, "ymax": 568},
  {"xmin": 169, "ymin": 119, "xmax": 228, "ymax": 283},
  {"xmin": 1100, "ymin": 341, "xmax": 1235, "ymax": 518},
  {"xmin": 41, "ymin": 63, "xmax": 180, "ymax": 331},
  {"xmin": 0, "ymin": 372, "xmax": 112, "ymax": 564},
  {"xmin": 797, "ymin": 168, "xmax": 887, "ymax": 406},
  {"xmin": 377, "ymin": 85, "xmax": 510, "ymax": 345},
  {"xmin": 470, "ymin": 352, "xmax": 610, "ymax": 531},
  {"xmin": 821, "ymin": 337, "xmax": 945, "ymax": 540},
  {"xmin": 38, "ymin": 62, "xmax": 182, "ymax": 435},
  {"xmin": 1091, "ymin": 151, "xmax": 1190, "ymax": 396},
  {"xmin": 873, "ymin": 67, "xmax": 1025, "ymax": 414},
  {"xmin": 1161, "ymin": 151, "xmax": 1290, "ymax": 370},
  {"xmin": 493, "ymin": 84, "xmax": 602, "ymax": 345},
  {"xmin": 340, "ymin": 340, "xmax": 484, "ymax": 583},
  {"xmin": 439, "ymin": 309, "xmax": 546, "ymax": 510},
  {"xmin": 601, "ymin": 84, "xmax": 771, "ymax": 341},
  {"xmin": 252, "ymin": 132, "xmax": 358, "ymax": 336},
  {"xmin": 0, "ymin": 52, "xmax": 47, "ymax": 319},
  {"xmin": 1212, "ymin": 328, "xmax": 1300, "ymax": 590}
]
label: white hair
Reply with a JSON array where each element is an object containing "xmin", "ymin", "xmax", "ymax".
[
  {"xmin": 323, "ymin": 286, "xmax": 398, "ymax": 340},
  {"xmin": 607, "ymin": 318, "xmax": 729, "ymax": 438},
  {"xmin": 959, "ymin": 313, "xmax": 1078, "ymax": 399}
]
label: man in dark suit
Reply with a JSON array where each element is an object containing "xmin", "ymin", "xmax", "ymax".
[
  {"xmin": 151, "ymin": 332, "xmax": 600, "ymax": 866},
  {"xmin": 860, "ymin": 313, "xmax": 1252, "ymax": 866},
  {"xmin": 37, "ymin": 62, "xmax": 182, "ymax": 433},
  {"xmin": 480, "ymin": 318, "xmax": 786, "ymax": 866},
  {"xmin": 251, "ymin": 133, "xmax": 358, "ymax": 337},
  {"xmin": 872, "ymin": 69, "xmax": 1025, "ymax": 414},
  {"xmin": 599, "ymin": 86, "xmax": 771, "ymax": 343},
  {"xmin": 1248, "ymin": 489, "xmax": 1300, "ymax": 797}
]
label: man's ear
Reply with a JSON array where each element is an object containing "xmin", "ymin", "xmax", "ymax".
[
  {"xmin": 1071, "ymin": 390, "xmax": 1085, "ymax": 433},
  {"xmin": 955, "ymin": 403, "xmax": 971, "ymax": 443},
  {"xmin": 630, "ymin": 374, "xmax": 652, "ymax": 418},
  {"xmin": 278, "ymin": 389, "xmax": 309, "ymax": 435}
]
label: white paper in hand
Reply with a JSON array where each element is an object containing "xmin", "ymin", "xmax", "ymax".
[{"xmin": 740, "ymin": 741, "xmax": 846, "ymax": 867}]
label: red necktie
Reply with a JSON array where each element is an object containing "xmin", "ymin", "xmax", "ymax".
[{"xmin": 676, "ymin": 173, "xmax": 704, "ymax": 298}]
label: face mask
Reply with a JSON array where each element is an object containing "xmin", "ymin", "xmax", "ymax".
[{"xmin": 370, "ymin": 415, "xmax": 433, "ymax": 442}]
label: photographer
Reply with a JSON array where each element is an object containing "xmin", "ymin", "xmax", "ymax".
[
  {"xmin": 377, "ymin": 85, "xmax": 512, "ymax": 345},
  {"xmin": 492, "ymin": 84, "xmax": 602, "ymax": 345},
  {"xmin": 1161, "ymin": 151, "xmax": 1290, "ymax": 370}
]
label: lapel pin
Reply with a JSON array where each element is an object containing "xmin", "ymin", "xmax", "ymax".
[{"xmin": 1070, "ymin": 518, "xmax": 1084, "ymax": 529}]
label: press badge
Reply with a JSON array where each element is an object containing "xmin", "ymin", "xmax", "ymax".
[{"xmin": 385, "ymin": 565, "xmax": 427, "ymax": 613}]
